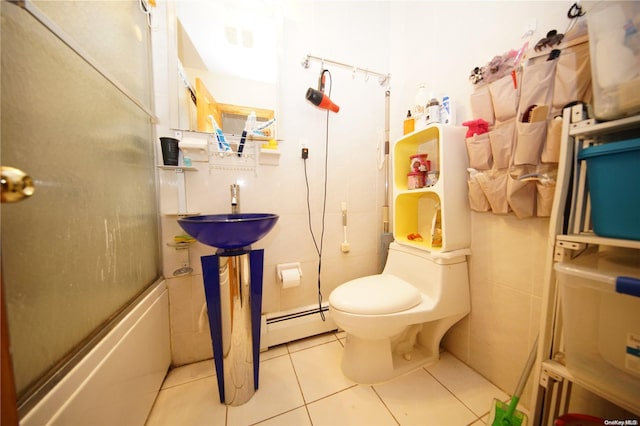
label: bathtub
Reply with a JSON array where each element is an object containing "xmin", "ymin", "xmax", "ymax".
[{"xmin": 21, "ymin": 280, "xmax": 171, "ymax": 426}]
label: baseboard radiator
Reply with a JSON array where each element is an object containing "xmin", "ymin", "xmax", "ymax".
[{"xmin": 260, "ymin": 303, "xmax": 338, "ymax": 350}]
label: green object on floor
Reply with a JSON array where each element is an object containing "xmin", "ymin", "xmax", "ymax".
[
  {"xmin": 490, "ymin": 398, "xmax": 527, "ymax": 426},
  {"xmin": 488, "ymin": 336, "xmax": 538, "ymax": 426}
]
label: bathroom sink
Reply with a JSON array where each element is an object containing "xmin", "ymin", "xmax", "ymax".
[{"xmin": 177, "ymin": 213, "xmax": 279, "ymax": 250}]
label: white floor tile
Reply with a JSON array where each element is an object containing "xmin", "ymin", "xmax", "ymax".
[
  {"xmin": 145, "ymin": 333, "xmax": 503, "ymax": 426},
  {"xmin": 374, "ymin": 368, "xmax": 478, "ymax": 426},
  {"xmin": 261, "ymin": 343, "xmax": 288, "ymax": 362},
  {"xmin": 145, "ymin": 376, "xmax": 225, "ymax": 426},
  {"xmin": 255, "ymin": 407, "xmax": 312, "ymax": 426},
  {"xmin": 287, "ymin": 332, "xmax": 339, "ymax": 353},
  {"xmin": 290, "ymin": 340, "xmax": 355, "ymax": 403},
  {"xmin": 307, "ymin": 385, "xmax": 398, "ymax": 426},
  {"xmin": 425, "ymin": 352, "xmax": 509, "ymax": 417},
  {"xmin": 227, "ymin": 355, "xmax": 305, "ymax": 425},
  {"xmin": 161, "ymin": 359, "xmax": 215, "ymax": 389}
]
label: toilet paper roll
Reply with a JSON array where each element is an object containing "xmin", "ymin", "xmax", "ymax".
[
  {"xmin": 281, "ymin": 268, "xmax": 301, "ymax": 289},
  {"xmin": 179, "ymin": 137, "xmax": 208, "ymax": 162}
]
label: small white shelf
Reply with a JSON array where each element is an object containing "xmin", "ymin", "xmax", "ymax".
[
  {"xmin": 171, "ymin": 128, "xmax": 284, "ymax": 172},
  {"xmin": 569, "ymin": 114, "xmax": 640, "ymax": 137},
  {"xmin": 166, "ymin": 241, "xmax": 195, "ymax": 249},
  {"xmin": 542, "ymin": 360, "xmax": 640, "ymax": 415},
  {"xmin": 259, "ymin": 148, "xmax": 280, "ymax": 165},
  {"xmin": 556, "ymin": 233, "xmax": 640, "ymax": 250},
  {"xmin": 163, "ymin": 212, "xmax": 200, "ymax": 217},
  {"xmin": 157, "ymin": 165, "xmax": 197, "ymax": 172},
  {"xmin": 171, "ymin": 128, "xmax": 281, "ymax": 142}
]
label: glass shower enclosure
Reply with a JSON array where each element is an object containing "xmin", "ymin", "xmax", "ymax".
[{"xmin": 1, "ymin": 1, "xmax": 161, "ymax": 415}]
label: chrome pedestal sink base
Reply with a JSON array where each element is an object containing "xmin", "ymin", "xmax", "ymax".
[{"xmin": 201, "ymin": 249, "xmax": 264, "ymax": 406}]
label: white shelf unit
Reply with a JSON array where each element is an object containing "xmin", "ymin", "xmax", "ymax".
[
  {"xmin": 391, "ymin": 124, "xmax": 470, "ymax": 253},
  {"xmin": 534, "ymin": 109, "xmax": 640, "ymax": 423},
  {"xmin": 564, "ymin": 114, "xmax": 640, "ymax": 239},
  {"xmin": 171, "ymin": 129, "xmax": 281, "ymax": 172}
]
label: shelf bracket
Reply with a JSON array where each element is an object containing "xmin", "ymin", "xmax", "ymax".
[
  {"xmin": 554, "ymin": 240, "xmax": 587, "ymax": 263},
  {"xmin": 540, "ymin": 366, "xmax": 565, "ymax": 386},
  {"xmin": 539, "ymin": 367, "xmax": 572, "ymax": 426}
]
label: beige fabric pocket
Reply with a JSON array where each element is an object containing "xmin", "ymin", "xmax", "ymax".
[
  {"xmin": 507, "ymin": 176, "xmax": 536, "ymax": 219},
  {"xmin": 466, "ymin": 133, "xmax": 493, "ymax": 170},
  {"xmin": 489, "ymin": 73, "xmax": 519, "ymax": 122},
  {"xmin": 553, "ymin": 42, "xmax": 592, "ymax": 109},
  {"xmin": 536, "ymin": 180, "xmax": 556, "ymax": 217},
  {"xmin": 489, "ymin": 120, "xmax": 516, "ymax": 169},
  {"xmin": 518, "ymin": 59, "xmax": 558, "ymax": 113},
  {"xmin": 468, "ymin": 175, "xmax": 491, "ymax": 212},
  {"xmin": 476, "ymin": 169, "xmax": 510, "ymax": 214},
  {"xmin": 541, "ymin": 116, "xmax": 563, "ymax": 163},
  {"xmin": 470, "ymin": 85, "xmax": 495, "ymax": 126},
  {"xmin": 514, "ymin": 120, "xmax": 547, "ymax": 165}
]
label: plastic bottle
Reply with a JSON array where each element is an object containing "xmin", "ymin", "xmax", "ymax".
[
  {"xmin": 246, "ymin": 112, "xmax": 257, "ymax": 132},
  {"xmin": 414, "ymin": 84, "xmax": 428, "ymax": 116},
  {"xmin": 403, "ymin": 110, "xmax": 415, "ymax": 135},
  {"xmin": 441, "ymin": 96, "xmax": 452, "ymax": 125},
  {"xmin": 426, "ymin": 98, "xmax": 441, "ymax": 125},
  {"xmin": 430, "ymin": 204, "xmax": 442, "ymax": 247}
]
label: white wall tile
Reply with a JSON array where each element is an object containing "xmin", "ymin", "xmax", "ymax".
[{"xmin": 157, "ymin": 3, "xmax": 574, "ymax": 406}]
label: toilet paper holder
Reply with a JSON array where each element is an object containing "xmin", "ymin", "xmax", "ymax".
[{"xmin": 276, "ymin": 262, "xmax": 303, "ymax": 281}]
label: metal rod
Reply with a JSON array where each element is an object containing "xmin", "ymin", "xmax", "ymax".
[
  {"xmin": 383, "ymin": 90, "xmax": 391, "ymax": 233},
  {"xmin": 302, "ymin": 54, "xmax": 391, "ymax": 86}
]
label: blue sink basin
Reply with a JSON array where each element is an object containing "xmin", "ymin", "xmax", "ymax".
[{"xmin": 177, "ymin": 213, "xmax": 279, "ymax": 250}]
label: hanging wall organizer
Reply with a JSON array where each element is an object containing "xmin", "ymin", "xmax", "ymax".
[{"xmin": 465, "ymin": 36, "xmax": 591, "ymax": 219}]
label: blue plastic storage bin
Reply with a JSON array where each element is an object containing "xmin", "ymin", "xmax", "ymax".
[{"xmin": 578, "ymin": 138, "xmax": 640, "ymax": 240}]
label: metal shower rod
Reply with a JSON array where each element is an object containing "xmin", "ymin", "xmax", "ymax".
[{"xmin": 301, "ymin": 54, "xmax": 391, "ymax": 86}]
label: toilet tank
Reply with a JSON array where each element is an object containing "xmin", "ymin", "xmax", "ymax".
[{"xmin": 383, "ymin": 242, "xmax": 469, "ymax": 307}]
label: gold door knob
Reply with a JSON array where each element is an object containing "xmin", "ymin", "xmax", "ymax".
[{"xmin": 1, "ymin": 166, "xmax": 35, "ymax": 203}]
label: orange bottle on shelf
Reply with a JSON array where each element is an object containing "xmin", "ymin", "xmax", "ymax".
[{"xmin": 403, "ymin": 110, "xmax": 415, "ymax": 135}]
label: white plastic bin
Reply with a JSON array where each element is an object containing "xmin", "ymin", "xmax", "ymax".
[
  {"xmin": 588, "ymin": 1, "xmax": 640, "ymax": 120},
  {"xmin": 555, "ymin": 247, "xmax": 640, "ymax": 410}
]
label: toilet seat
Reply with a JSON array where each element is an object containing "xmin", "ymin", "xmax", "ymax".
[{"xmin": 329, "ymin": 275, "xmax": 421, "ymax": 315}]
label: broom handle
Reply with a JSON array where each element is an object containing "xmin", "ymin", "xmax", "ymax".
[
  {"xmin": 514, "ymin": 336, "xmax": 539, "ymax": 399},
  {"xmin": 504, "ymin": 336, "xmax": 539, "ymax": 419},
  {"xmin": 384, "ymin": 90, "xmax": 390, "ymax": 231}
]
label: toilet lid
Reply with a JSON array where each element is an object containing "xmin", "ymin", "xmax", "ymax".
[{"xmin": 329, "ymin": 275, "xmax": 421, "ymax": 315}]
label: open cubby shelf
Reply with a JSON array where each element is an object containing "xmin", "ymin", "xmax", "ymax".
[{"xmin": 392, "ymin": 124, "xmax": 470, "ymax": 253}]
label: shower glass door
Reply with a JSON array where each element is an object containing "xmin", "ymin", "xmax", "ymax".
[{"xmin": 0, "ymin": 1, "xmax": 161, "ymax": 410}]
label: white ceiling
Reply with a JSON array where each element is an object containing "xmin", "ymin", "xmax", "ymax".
[{"xmin": 176, "ymin": 0, "xmax": 279, "ymax": 84}]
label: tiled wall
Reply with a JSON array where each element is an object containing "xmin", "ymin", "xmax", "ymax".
[
  {"xmin": 156, "ymin": 0, "xmax": 579, "ymax": 407},
  {"xmin": 156, "ymin": 1, "xmax": 390, "ymax": 366},
  {"xmin": 443, "ymin": 212, "xmax": 550, "ymax": 402}
]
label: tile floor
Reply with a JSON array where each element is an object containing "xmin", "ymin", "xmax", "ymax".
[{"xmin": 145, "ymin": 331, "xmax": 512, "ymax": 426}]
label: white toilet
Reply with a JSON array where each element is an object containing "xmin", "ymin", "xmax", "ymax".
[{"xmin": 329, "ymin": 242, "xmax": 470, "ymax": 384}]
